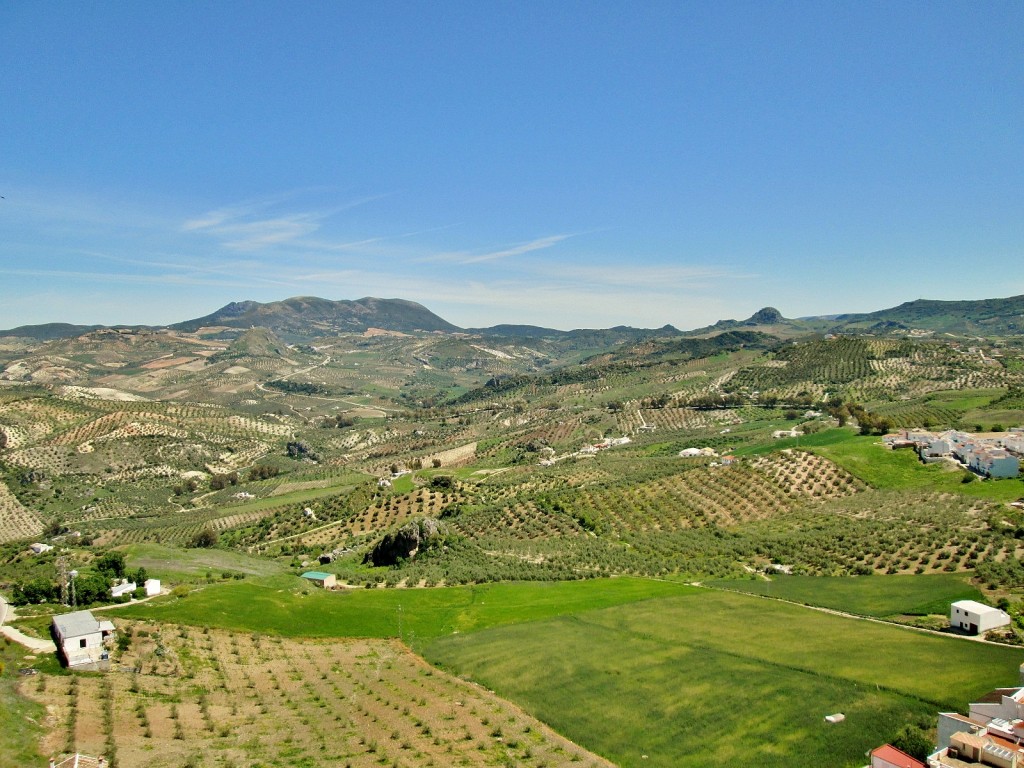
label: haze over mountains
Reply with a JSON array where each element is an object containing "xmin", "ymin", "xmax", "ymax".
[{"xmin": 2, "ymin": 293, "xmax": 1024, "ymax": 343}]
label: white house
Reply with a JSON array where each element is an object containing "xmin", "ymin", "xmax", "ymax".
[
  {"xmin": 921, "ymin": 438, "xmax": 952, "ymax": 458},
  {"xmin": 29, "ymin": 542, "xmax": 54, "ymax": 554},
  {"xmin": 976, "ymin": 450, "xmax": 1020, "ymax": 479},
  {"xmin": 144, "ymin": 578, "xmax": 161, "ymax": 597},
  {"xmin": 950, "ymin": 600, "xmax": 1011, "ymax": 635},
  {"xmin": 110, "ymin": 580, "xmax": 137, "ymax": 599},
  {"xmin": 967, "ymin": 687, "xmax": 1024, "ymax": 729},
  {"xmin": 52, "ymin": 610, "xmax": 116, "ymax": 667}
]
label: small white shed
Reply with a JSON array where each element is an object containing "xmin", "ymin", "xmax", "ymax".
[
  {"xmin": 144, "ymin": 578, "xmax": 161, "ymax": 596},
  {"xmin": 950, "ymin": 600, "xmax": 1011, "ymax": 635},
  {"xmin": 300, "ymin": 571, "xmax": 337, "ymax": 589}
]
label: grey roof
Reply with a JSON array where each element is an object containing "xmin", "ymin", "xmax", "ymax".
[{"xmin": 52, "ymin": 609, "xmax": 114, "ymax": 640}]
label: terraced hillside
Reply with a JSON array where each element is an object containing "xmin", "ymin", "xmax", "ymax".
[{"xmin": 3, "ymin": 311, "xmax": 1024, "ymax": 768}]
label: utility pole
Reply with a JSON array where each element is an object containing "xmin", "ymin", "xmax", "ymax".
[{"xmin": 56, "ymin": 556, "xmax": 70, "ymax": 606}]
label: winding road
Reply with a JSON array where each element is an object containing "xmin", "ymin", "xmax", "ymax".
[{"xmin": 0, "ymin": 592, "xmax": 56, "ymax": 652}]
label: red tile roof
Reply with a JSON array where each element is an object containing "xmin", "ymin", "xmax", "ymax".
[{"xmin": 871, "ymin": 744, "xmax": 926, "ymax": 768}]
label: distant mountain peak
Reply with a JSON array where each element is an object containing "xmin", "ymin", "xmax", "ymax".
[
  {"xmin": 169, "ymin": 296, "xmax": 459, "ymax": 339},
  {"xmin": 747, "ymin": 307, "xmax": 783, "ymax": 324},
  {"xmin": 218, "ymin": 300, "xmax": 261, "ymax": 316}
]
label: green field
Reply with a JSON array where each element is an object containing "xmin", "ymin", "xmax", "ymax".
[
  {"xmin": 125, "ymin": 542, "xmax": 288, "ymax": 581},
  {"xmin": 0, "ymin": 638, "xmax": 47, "ymax": 767},
  {"xmin": 707, "ymin": 573, "xmax": 983, "ymax": 617},
  {"xmin": 424, "ymin": 589, "xmax": 1024, "ymax": 768},
  {"xmin": 113, "ymin": 575, "xmax": 694, "ymax": 641}
]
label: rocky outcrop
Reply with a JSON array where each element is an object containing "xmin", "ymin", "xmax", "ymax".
[{"xmin": 364, "ymin": 517, "xmax": 445, "ymax": 567}]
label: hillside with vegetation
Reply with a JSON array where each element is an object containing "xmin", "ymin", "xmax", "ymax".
[{"xmin": 3, "ymin": 293, "xmax": 1024, "ymax": 767}]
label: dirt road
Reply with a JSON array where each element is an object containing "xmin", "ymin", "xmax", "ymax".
[{"xmin": 0, "ymin": 592, "xmax": 57, "ymax": 652}]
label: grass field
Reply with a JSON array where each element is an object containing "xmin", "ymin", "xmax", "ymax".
[
  {"xmin": 706, "ymin": 573, "xmax": 984, "ymax": 618},
  {"xmin": 925, "ymin": 389, "xmax": 1005, "ymax": 411},
  {"xmin": 125, "ymin": 542, "xmax": 288, "ymax": 581},
  {"xmin": 0, "ymin": 637, "xmax": 47, "ymax": 767},
  {"xmin": 222, "ymin": 472, "xmax": 370, "ymax": 512},
  {"xmin": 113, "ymin": 576, "xmax": 696, "ymax": 642},
  {"xmin": 424, "ymin": 590, "xmax": 1024, "ymax": 768}
]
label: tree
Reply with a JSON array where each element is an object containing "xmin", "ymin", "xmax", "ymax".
[
  {"xmin": 44, "ymin": 518, "xmax": 68, "ymax": 537},
  {"xmin": 248, "ymin": 464, "xmax": 280, "ymax": 481},
  {"xmin": 12, "ymin": 577, "xmax": 58, "ymax": 605},
  {"xmin": 891, "ymin": 723, "xmax": 933, "ymax": 761},
  {"xmin": 96, "ymin": 551, "xmax": 126, "ymax": 579},
  {"xmin": 189, "ymin": 526, "xmax": 219, "ymax": 548},
  {"xmin": 430, "ymin": 475, "xmax": 455, "ymax": 491},
  {"xmin": 73, "ymin": 572, "xmax": 111, "ymax": 605},
  {"xmin": 286, "ymin": 441, "xmax": 318, "ymax": 461}
]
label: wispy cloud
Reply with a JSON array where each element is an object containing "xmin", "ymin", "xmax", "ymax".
[
  {"xmin": 0, "ymin": 265, "xmax": 280, "ymax": 290},
  {"xmin": 420, "ymin": 234, "xmax": 573, "ymax": 265},
  {"xmin": 182, "ymin": 193, "xmax": 390, "ymax": 251},
  {"xmin": 460, "ymin": 234, "xmax": 571, "ymax": 264}
]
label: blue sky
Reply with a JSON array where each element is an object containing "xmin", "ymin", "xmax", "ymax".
[{"xmin": 1, "ymin": 2, "xmax": 1022, "ymax": 331}]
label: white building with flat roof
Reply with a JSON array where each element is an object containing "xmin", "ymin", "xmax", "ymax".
[
  {"xmin": 110, "ymin": 580, "xmax": 136, "ymax": 599},
  {"xmin": 951, "ymin": 600, "xmax": 1011, "ymax": 635}
]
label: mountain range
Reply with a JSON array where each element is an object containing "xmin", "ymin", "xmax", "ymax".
[{"xmin": 2, "ymin": 293, "xmax": 1023, "ymax": 342}]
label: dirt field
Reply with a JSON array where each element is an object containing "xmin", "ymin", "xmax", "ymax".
[
  {"xmin": 142, "ymin": 358, "xmax": 199, "ymax": 370},
  {"xmin": 25, "ymin": 622, "xmax": 612, "ymax": 768}
]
